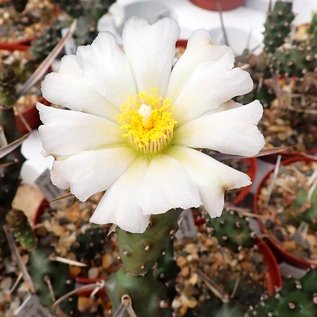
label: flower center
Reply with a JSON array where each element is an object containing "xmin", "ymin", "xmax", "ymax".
[{"xmin": 118, "ymin": 89, "xmax": 176, "ymax": 155}]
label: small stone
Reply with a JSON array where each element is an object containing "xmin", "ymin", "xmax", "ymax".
[
  {"xmin": 88, "ymin": 267, "xmax": 99, "ymax": 279},
  {"xmin": 180, "ymin": 266, "xmax": 190, "ymax": 278},
  {"xmin": 69, "ymin": 266, "xmax": 82, "ymax": 277},
  {"xmin": 78, "ymin": 297, "xmax": 94, "ymax": 312},
  {"xmin": 102, "ymin": 254, "xmax": 113, "ymax": 269},
  {"xmin": 176, "ymin": 256, "xmax": 187, "ymax": 268}
]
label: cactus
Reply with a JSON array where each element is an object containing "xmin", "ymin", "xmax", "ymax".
[
  {"xmin": 249, "ymin": 270, "xmax": 317, "ymax": 316},
  {"xmin": 0, "ymin": 65, "xmax": 24, "ymax": 271},
  {"xmin": 71, "ymin": 225, "xmax": 107, "ymax": 262},
  {"xmin": 30, "ymin": 24, "xmax": 62, "ymax": 64},
  {"xmin": 155, "ymin": 239, "xmax": 180, "ymax": 305},
  {"xmin": 105, "ymin": 210, "xmax": 181, "ymax": 317},
  {"xmin": 27, "ymin": 246, "xmax": 78, "ymax": 316},
  {"xmin": 0, "ymin": 64, "xmax": 18, "ymax": 108},
  {"xmin": 289, "ymin": 185, "xmax": 317, "ymax": 228},
  {"xmin": 270, "ymin": 12, "xmax": 317, "ymax": 77},
  {"xmin": 6, "ymin": 209, "xmax": 36, "ymax": 251},
  {"xmin": 205, "ymin": 209, "xmax": 255, "ymax": 252},
  {"xmin": 263, "ymin": 0, "xmax": 295, "ymax": 54},
  {"xmin": 51, "ymin": 0, "xmax": 115, "ymax": 45}
]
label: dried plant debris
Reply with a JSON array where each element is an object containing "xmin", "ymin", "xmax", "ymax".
[
  {"xmin": 259, "ymin": 73, "xmax": 317, "ymax": 152},
  {"xmin": 0, "ymin": 192, "xmax": 120, "ymax": 316},
  {"xmin": 258, "ymin": 160, "xmax": 317, "ymax": 261},
  {"xmin": 172, "ymin": 232, "xmax": 266, "ymax": 316}
]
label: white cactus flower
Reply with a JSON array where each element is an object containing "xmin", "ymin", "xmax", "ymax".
[{"xmin": 37, "ymin": 17, "xmax": 265, "ymax": 233}]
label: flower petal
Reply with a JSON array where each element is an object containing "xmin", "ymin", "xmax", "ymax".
[
  {"xmin": 41, "ymin": 55, "xmax": 118, "ymax": 121},
  {"xmin": 137, "ymin": 154, "xmax": 201, "ymax": 215},
  {"xmin": 51, "ymin": 147, "xmax": 137, "ymax": 201},
  {"xmin": 90, "ymin": 157, "xmax": 150, "ymax": 233},
  {"xmin": 173, "ymin": 63, "xmax": 253, "ymax": 125},
  {"xmin": 174, "ymin": 100, "xmax": 264, "ymax": 157},
  {"xmin": 122, "ymin": 17, "xmax": 180, "ymax": 97},
  {"xmin": 167, "ymin": 29, "xmax": 234, "ymax": 102},
  {"xmin": 37, "ymin": 103, "xmax": 123, "ymax": 156},
  {"xmin": 76, "ymin": 32, "xmax": 137, "ymax": 108},
  {"xmin": 168, "ymin": 146, "xmax": 251, "ymax": 218}
]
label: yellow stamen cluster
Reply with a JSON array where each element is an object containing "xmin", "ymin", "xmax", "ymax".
[{"xmin": 118, "ymin": 89, "xmax": 176, "ymax": 155}]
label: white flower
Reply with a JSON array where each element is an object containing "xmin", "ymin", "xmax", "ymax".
[{"xmin": 37, "ymin": 17, "xmax": 264, "ymax": 233}]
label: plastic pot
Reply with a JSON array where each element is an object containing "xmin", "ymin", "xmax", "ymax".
[
  {"xmin": 15, "ymin": 97, "xmax": 48, "ymax": 134},
  {"xmin": 255, "ymin": 236, "xmax": 283, "ymax": 294},
  {"xmin": 0, "ymin": 38, "xmax": 33, "ymax": 52},
  {"xmin": 254, "ymin": 156, "xmax": 317, "ymax": 269},
  {"xmin": 191, "ymin": 0, "xmax": 245, "ymax": 11},
  {"xmin": 233, "ymin": 158, "xmax": 256, "ymax": 205}
]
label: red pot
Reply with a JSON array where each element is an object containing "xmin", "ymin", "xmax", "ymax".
[
  {"xmin": 15, "ymin": 97, "xmax": 49, "ymax": 134},
  {"xmin": 259, "ymin": 149, "xmax": 317, "ymax": 164},
  {"xmin": 191, "ymin": 0, "xmax": 245, "ymax": 11},
  {"xmin": 0, "ymin": 38, "xmax": 33, "ymax": 52},
  {"xmin": 255, "ymin": 236, "xmax": 283, "ymax": 294},
  {"xmin": 33, "ymin": 199, "xmax": 48, "ymax": 226},
  {"xmin": 233, "ymin": 158, "xmax": 256, "ymax": 205},
  {"xmin": 254, "ymin": 156, "xmax": 317, "ymax": 269}
]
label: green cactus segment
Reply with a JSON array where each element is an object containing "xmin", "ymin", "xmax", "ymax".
[
  {"xmin": 205, "ymin": 209, "xmax": 255, "ymax": 252},
  {"xmin": 156, "ymin": 239, "xmax": 179, "ymax": 283},
  {"xmin": 105, "ymin": 268, "xmax": 171, "ymax": 317},
  {"xmin": 52, "ymin": 0, "xmax": 114, "ymax": 19},
  {"xmin": 6, "ymin": 209, "xmax": 37, "ymax": 251},
  {"xmin": 53, "ymin": 0, "xmax": 84, "ymax": 18},
  {"xmin": 51, "ymin": 0, "xmax": 115, "ymax": 45},
  {"xmin": 0, "ymin": 108, "xmax": 24, "ymax": 269},
  {"xmin": 30, "ymin": 24, "xmax": 62, "ymax": 64},
  {"xmin": 118, "ymin": 210, "xmax": 181, "ymax": 275},
  {"xmin": 270, "ymin": 44, "xmax": 317, "ymax": 77},
  {"xmin": 156, "ymin": 239, "xmax": 180, "ymax": 304},
  {"xmin": 106, "ymin": 210, "xmax": 181, "ymax": 317},
  {"xmin": 270, "ymin": 13, "xmax": 317, "ymax": 77},
  {"xmin": 0, "ymin": 64, "xmax": 18, "ymax": 108},
  {"xmin": 290, "ymin": 186, "xmax": 317, "ymax": 226},
  {"xmin": 27, "ymin": 246, "xmax": 77, "ymax": 315},
  {"xmin": 263, "ymin": 1, "xmax": 295, "ymax": 54},
  {"xmin": 250, "ymin": 270, "xmax": 317, "ymax": 316},
  {"xmin": 71, "ymin": 226, "xmax": 107, "ymax": 261}
]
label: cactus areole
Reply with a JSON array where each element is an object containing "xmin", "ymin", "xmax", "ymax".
[{"xmin": 37, "ymin": 17, "xmax": 264, "ymax": 316}]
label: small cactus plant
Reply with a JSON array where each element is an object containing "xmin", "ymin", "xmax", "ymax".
[
  {"xmin": 270, "ymin": 12, "xmax": 317, "ymax": 77},
  {"xmin": 249, "ymin": 269, "xmax": 317, "ymax": 316},
  {"xmin": 6, "ymin": 209, "xmax": 36, "ymax": 251},
  {"xmin": 0, "ymin": 64, "xmax": 18, "ymax": 108},
  {"xmin": 205, "ymin": 208, "xmax": 255, "ymax": 252},
  {"xmin": 30, "ymin": 24, "xmax": 62, "ymax": 64},
  {"xmin": 263, "ymin": 0, "xmax": 295, "ymax": 54},
  {"xmin": 27, "ymin": 246, "xmax": 78, "ymax": 315},
  {"xmin": 71, "ymin": 225, "xmax": 107, "ymax": 262},
  {"xmin": 0, "ymin": 65, "xmax": 24, "ymax": 271}
]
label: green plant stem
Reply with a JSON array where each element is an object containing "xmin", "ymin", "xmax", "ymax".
[{"xmin": 106, "ymin": 210, "xmax": 181, "ymax": 317}]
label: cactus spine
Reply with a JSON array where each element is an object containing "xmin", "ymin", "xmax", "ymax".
[{"xmin": 105, "ymin": 210, "xmax": 181, "ymax": 317}]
